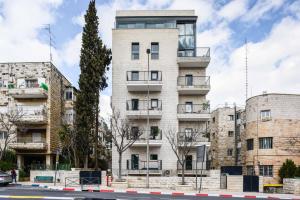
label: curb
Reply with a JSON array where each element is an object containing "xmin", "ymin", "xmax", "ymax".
[{"xmin": 44, "ymin": 187, "xmax": 300, "ymax": 199}]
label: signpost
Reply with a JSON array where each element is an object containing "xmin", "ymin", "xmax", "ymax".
[{"xmin": 196, "ymin": 145, "xmax": 206, "ymax": 192}]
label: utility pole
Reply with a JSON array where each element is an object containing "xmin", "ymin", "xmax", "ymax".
[
  {"xmin": 44, "ymin": 24, "xmax": 53, "ymax": 63},
  {"xmin": 146, "ymin": 48, "xmax": 151, "ymax": 188},
  {"xmin": 234, "ymin": 104, "xmax": 238, "ymax": 166},
  {"xmin": 245, "ymin": 38, "xmax": 248, "ymax": 101}
]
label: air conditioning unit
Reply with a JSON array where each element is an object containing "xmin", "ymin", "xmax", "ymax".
[{"xmin": 163, "ymin": 170, "xmax": 171, "ymax": 177}]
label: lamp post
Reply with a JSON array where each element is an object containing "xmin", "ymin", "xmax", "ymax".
[{"xmin": 146, "ymin": 48, "xmax": 151, "ymax": 188}]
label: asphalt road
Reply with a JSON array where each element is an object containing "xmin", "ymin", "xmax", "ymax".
[{"xmin": 0, "ymin": 186, "xmax": 266, "ymax": 200}]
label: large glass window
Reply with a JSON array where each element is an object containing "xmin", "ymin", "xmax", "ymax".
[
  {"xmin": 259, "ymin": 165, "xmax": 273, "ymax": 177},
  {"xmin": 259, "ymin": 137, "xmax": 273, "ymax": 149},
  {"xmin": 177, "ymin": 23, "xmax": 195, "ymax": 56},
  {"xmin": 260, "ymin": 110, "xmax": 271, "ymax": 121},
  {"xmin": 131, "ymin": 43, "xmax": 139, "ymax": 60},
  {"xmin": 25, "ymin": 79, "xmax": 38, "ymax": 88}
]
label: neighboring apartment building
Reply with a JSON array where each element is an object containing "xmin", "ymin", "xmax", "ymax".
[
  {"xmin": 0, "ymin": 62, "xmax": 75, "ymax": 170},
  {"xmin": 112, "ymin": 10, "xmax": 211, "ymax": 176},
  {"xmin": 242, "ymin": 93, "xmax": 300, "ymax": 184},
  {"xmin": 210, "ymin": 105, "xmax": 245, "ymax": 169}
]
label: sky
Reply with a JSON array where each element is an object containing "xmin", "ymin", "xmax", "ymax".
[{"xmin": 1, "ymin": 0, "xmax": 300, "ymax": 120}]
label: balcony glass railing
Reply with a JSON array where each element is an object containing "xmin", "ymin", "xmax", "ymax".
[
  {"xmin": 177, "ymin": 160, "xmax": 210, "ymax": 170},
  {"xmin": 127, "ymin": 160, "xmax": 162, "ymax": 170},
  {"xmin": 16, "ymin": 136, "xmax": 46, "ymax": 143},
  {"xmin": 126, "ymin": 71, "xmax": 162, "ymax": 81},
  {"xmin": 127, "ymin": 129, "xmax": 162, "ymax": 140},
  {"xmin": 126, "ymin": 100, "xmax": 162, "ymax": 111},
  {"xmin": 178, "ymin": 47, "xmax": 210, "ymax": 57},
  {"xmin": 177, "ymin": 76, "xmax": 210, "ymax": 87},
  {"xmin": 177, "ymin": 132, "xmax": 209, "ymax": 142},
  {"xmin": 177, "ymin": 103, "xmax": 210, "ymax": 114}
]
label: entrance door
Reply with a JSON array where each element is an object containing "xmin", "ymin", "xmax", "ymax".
[
  {"xmin": 243, "ymin": 175, "xmax": 259, "ymax": 192},
  {"xmin": 185, "ymin": 155, "xmax": 193, "ymax": 170},
  {"xmin": 131, "ymin": 154, "xmax": 139, "ymax": 170},
  {"xmin": 32, "ymin": 132, "xmax": 42, "ymax": 143}
]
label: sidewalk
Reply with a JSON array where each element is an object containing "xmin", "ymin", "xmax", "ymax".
[{"xmin": 17, "ymin": 182, "xmax": 300, "ymax": 199}]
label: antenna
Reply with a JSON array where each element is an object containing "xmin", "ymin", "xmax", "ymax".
[
  {"xmin": 245, "ymin": 38, "xmax": 248, "ymax": 100},
  {"xmin": 44, "ymin": 24, "xmax": 54, "ymax": 63}
]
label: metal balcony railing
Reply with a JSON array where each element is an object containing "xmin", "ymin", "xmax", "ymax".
[
  {"xmin": 16, "ymin": 136, "xmax": 46, "ymax": 143},
  {"xmin": 126, "ymin": 71, "xmax": 162, "ymax": 81},
  {"xmin": 177, "ymin": 132, "xmax": 209, "ymax": 142},
  {"xmin": 177, "ymin": 76, "xmax": 210, "ymax": 87},
  {"xmin": 127, "ymin": 129, "xmax": 162, "ymax": 140},
  {"xmin": 15, "ymin": 106, "xmax": 47, "ymax": 116},
  {"xmin": 127, "ymin": 160, "xmax": 162, "ymax": 170},
  {"xmin": 177, "ymin": 103, "xmax": 210, "ymax": 114},
  {"xmin": 178, "ymin": 47, "xmax": 210, "ymax": 57},
  {"xmin": 126, "ymin": 100, "xmax": 162, "ymax": 111}
]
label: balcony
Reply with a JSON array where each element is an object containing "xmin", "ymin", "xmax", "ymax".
[
  {"xmin": 177, "ymin": 104, "xmax": 210, "ymax": 121},
  {"xmin": 10, "ymin": 137, "xmax": 47, "ymax": 150},
  {"xmin": 8, "ymin": 85, "xmax": 48, "ymax": 99},
  {"xmin": 177, "ymin": 160, "xmax": 210, "ymax": 175},
  {"xmin": 177, "ymin": 76, "xmax": 210, "ymax": 95},
  {"xmin": 177, "ymin": 132, "xmax": 210, "ymax": 147},
  {"xmin": 126, "ymin": 100, "xmax": 162, "ymax": 119},
  {"xmin": 127, "ymin": 160, "xmax": 162, "ymax": 175},
  {"xmin": 177, "ymin": 47, "xmax": 210, "ymax": 68},
  {"xmin": 126, "ymin": 71, "xmax": 162, "ymax": 92},
  {"xmin": 15, "ymin": 107, "xmax": 47, "ymax": 124},
  {"xmin": 129, "ymin": 130, "xmax": 163, "ymax": 147}
]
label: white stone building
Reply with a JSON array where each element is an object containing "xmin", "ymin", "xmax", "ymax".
[{"xmin": 111, "ymin": 10, "xmax": 211, "ymax": 176}]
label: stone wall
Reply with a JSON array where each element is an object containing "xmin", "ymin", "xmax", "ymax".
[
  {"xmin": 226, "ymin": 175, "xmax": 243, "ymax": 192},
  {"xmin": 283, "ymin": 178, "xmax": 300, "ymax": 195}
]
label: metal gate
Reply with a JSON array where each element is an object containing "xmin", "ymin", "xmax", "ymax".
[
  {"xmin": 243, "ymin": 175, "xmax": 259, "ymax": 192},
  {"xmin": 220, "ymin": 173, "xmax": 227, "ymax": 189}
]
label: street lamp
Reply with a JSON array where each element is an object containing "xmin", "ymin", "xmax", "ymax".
[{"xmin": 146, "ymin": 48, "xmax": 151, "ymax": 188}]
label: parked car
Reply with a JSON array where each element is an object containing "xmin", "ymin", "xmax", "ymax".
[{"xmin": 0, "ymin": 171, "xmax": 12, "ymax": 186}]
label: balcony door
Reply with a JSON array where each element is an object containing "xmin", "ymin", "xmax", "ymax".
[
  {"xmin": 131, "ymin": 71, "xmax": 139, "ymax": 81},
  {"xmin": 185, "ymin": 75, "xmax": 193, "ymax": 86},
  {"xmin": 32, "ymin": 132, "xmax": 42, "ymax": 143},
  {"xmin": 185, "ymin": 128, "xmax": 193, "ymax": 142},
  {"xmin": 131, "ymin": 99, "xmax": 139, "ymax": 110},
  {"xmin": 131, "ymin": 154, "xmax": 139, "ymax": 170},
  {"xmin": 185, "ymin": 155, "xmax": 193, "ymax": 170},
  {"xmin": 185, "ymin": 102, "xmax": 193, "ymax": 113}
]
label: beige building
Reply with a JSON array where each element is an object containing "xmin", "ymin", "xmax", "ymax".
[
  {"xmin": 0, "ymin": 62, "xmax": 75, "ymax": 170},
  {"xmin": 111, "ymin": 10, "xmax": 211, "ymax": 176},
  {"xmin": 210, "ymin": 105, "xmax": 245, "ymax": 169},
  {"xmin": 242, "ymin": 93, "xmax": 300, "ymax": 184}
]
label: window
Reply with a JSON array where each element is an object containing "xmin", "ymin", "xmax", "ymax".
[
  {"xmin": 177, "ymin": 23, "xmax": 195, "ymax": 56},
  {"xmin": 228, "ymin": 131, "xmax": 234, "ymax": 137},
  {"xmin": 228, "ymin": 115, "xmax": 234, "ymax": 121},
  {"xmin": 259, "ymin": 165, "xmax": 273, "ymax": 177},
  {"xmin": 151, "ymin": 99, "xmax": 158, "ymax": 109},
  {"xmin": 184, "ymin": 128, "xmax": 193, "ymax": 142},
  {"xmin": 259, "ymin": 137, "xmax": 273, "ymax": 149},
  {"xmin": 151, "ymin": 71, "xmax": 158, "ymax": 80},
  {"xmin": 260, "ymin": 110, "xmax": 271, "ymax": 121},
  {"xmin": 150, "ymin": 154, "xmax": 158, "ymax": 160},
  {"xmin": 227, "ymin": 149, "xmax": 233, "ymax": 156},
  {"xmin": 246, "ymin": 165, "xmax": 254, "ymax": 175},
  {"xmin": 0, "ymin": 131, "xmax": 7, "ymax": 140},
  {"xmin": 0, "ymin": 80, "xmax": 4, "ymax": 88},
  {"xmin": 150, "ymin": 126, "xmax": 159, "ymax": 139},
  {"xmin": 185, "ymin": 74, "xmax": 193, "ymax": 86},
  {"xmin": 25, "ymin": 79, "xmax": 38, "ymax": 88},
  {"xmin": 131, "ymin": 99, "xmax": 139, "ymax": 110},
  {"xmin": 247, "ymin": 139, "xmax": 254, "ymax": 150},
  {"xmin": 131, "ymin": 43, "xmax": 139, "ymax": 60},
  {"xmin": 130, "ymin": 127, "xmax": 139, "ymax": 140},
  {"xmin": 151, "ymin": 43, "xmax": 159, "ymax": 59},
  {"xmin": 65, "ymin": 88, "xmax": 73, "ymax": 100},
  {"xmin": 185, "ymin": 102, "xmax": 193, "ymax": 113},
  {"xmin": 131, "ymin": 71, "xmax": 139, "ymax": 81},
  {"xmin": 212, "ymin": 117, "xmax": 215, "ymax": 123}
]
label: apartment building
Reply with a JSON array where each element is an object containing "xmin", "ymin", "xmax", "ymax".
[
  {"xmin": 112, "ymin": 10, "xmax": 211, "ymax": 176},
  {"xmin": 0, "ymin": 62, "xmax": 75, "ymax": 170},
  {"xmin": 210, "ymin": 105, "xmax": 245, "ymax": 169},
  {"xmin": 242, "ymin": 93, "xmax": 300, "ymax": 184}
]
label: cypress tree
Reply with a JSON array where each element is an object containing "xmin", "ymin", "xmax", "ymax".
[{"xmin": 75, "ymin": 0, "xmax": 111, "ymax": 168}]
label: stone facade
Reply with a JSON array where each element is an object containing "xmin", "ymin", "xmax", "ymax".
[
  {"xmin": 283, "ymin": 178, "xmax": 300, "ymax": 195},
  {"xmin": 0, "ymin": 62, "xmax": 74, "ymax": 169},
  {"xmin": 210, "ymin": 106, "xmax": 245, "ymax": 169},
  {"xmin": 242, "ymin": 93, "xmax": 300, "ymax": 184},
  {"xmin": 111, "ymin": 10, "xmax": 211, "ymax": 176}
]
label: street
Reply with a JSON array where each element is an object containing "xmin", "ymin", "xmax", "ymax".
[{"xmin": 0, "ymin": 185, "xmax": 268, "ymax": 200}]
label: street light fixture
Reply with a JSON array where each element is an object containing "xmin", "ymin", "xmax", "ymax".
[{"xmin": 146, "ymin": 48, "xmax": 151, "ymax": 188}]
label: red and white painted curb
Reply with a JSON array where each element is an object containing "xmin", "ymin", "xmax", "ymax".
[{"xmin": 44, "ymin": 186, "xmax": 300, "ymax": 200}]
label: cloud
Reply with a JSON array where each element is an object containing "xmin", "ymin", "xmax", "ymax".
[{"xmin": 219, "ymin": 0, "xmax": 249, "ymax": 22}]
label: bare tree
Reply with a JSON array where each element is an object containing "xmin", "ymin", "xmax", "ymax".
[
  {"xmin": 110, "ymin": 108, "xmax": 143, "ymax": 180},
  {"xmin": 165, "ymin": 128, "xmax": 201, "ymax": 185},
  {"xmin": 0, "ymin": 108, "xmax": 24, "ymax": 160}
]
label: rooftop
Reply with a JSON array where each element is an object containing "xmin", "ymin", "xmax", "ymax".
[{"xmin": 116, "ymin": 10, "xmax": 196, "ymax": 17}]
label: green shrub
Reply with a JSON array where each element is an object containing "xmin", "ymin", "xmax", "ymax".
[
  {"xmin": 0, "ymin": 161, "xmax": 15, "ymax": 171},
  {"xmin": 295, "ymin": 166, "xmax": 300, "ymax": 178},
  {"xmin": 2, "ymin": 150, "xmax": 17, "ymax": 163},
  {"xmin": 279, "ymin": 159, "xmax": 297, "ymax": 182}
]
